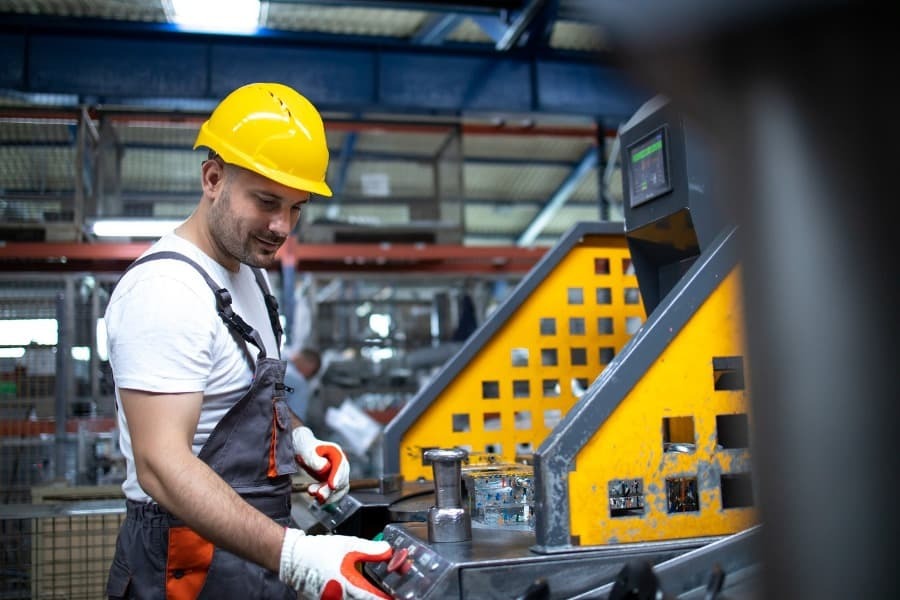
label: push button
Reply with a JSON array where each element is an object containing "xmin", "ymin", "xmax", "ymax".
[{"xmin": 386, "ymin": 547, "xmax": 412, "ymax": 575}]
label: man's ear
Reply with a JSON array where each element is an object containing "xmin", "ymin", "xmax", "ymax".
[{"xmin": 200, "ymin": 159, "xmax": 225, "ymax": 196}]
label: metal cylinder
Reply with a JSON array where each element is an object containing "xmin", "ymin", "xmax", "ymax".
[{"xmin": 424, "ymin": 448, "xmax": 471, "ymax": 543}]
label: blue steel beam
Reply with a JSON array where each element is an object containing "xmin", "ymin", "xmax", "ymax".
[
  {"xmin": 0, "ymin": 20, "xmax": 649, "ymax": 120},
  {"xmin": 470, "ymin": 16, "xmax": 507, "ymax": 42},
  {"xmin": 496, "ymin": 0, "xmax": 546, "ymax": 51},
  {"xmin": 327, "ymin": 132, "xmax": 358, "ymax": 219},
  {"xmin": 515, "ymin": 144, "xmax": 597, "ymax": 246},
  {"xmin": 518, "ymin": 0, "xmax": 559, "ymax": 52},
  {"xmin": 412, "ymin": 13, "xmax": 465, "ymax": 45},
  {"xmin": 266, "ymin": 0, "xmax": 523, "ymax": 14},
  {"xmin": 314, "ymin": 195, "xmax": 597, "ymax": 206},
  {"xmin": 471, "ymin": 0, "xmax": 557, "ymax": 51}
]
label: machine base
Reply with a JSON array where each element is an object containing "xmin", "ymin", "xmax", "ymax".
[{"xmin": 366, "ymin": 522, "xmax": 715, "ymax": 599}]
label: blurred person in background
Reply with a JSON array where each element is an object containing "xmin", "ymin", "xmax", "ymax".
[{"xmin": 285, "ymin": 347, "xmax": 323, "ymax": 426}]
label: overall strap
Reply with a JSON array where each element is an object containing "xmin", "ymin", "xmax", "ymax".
[
  {"xmin": 126, "ymin": 251, "xmax": 268, "ymax": 360},
  {"xmin": 251, "ymin": 267, "xmax": 283, "ymax": 358}
]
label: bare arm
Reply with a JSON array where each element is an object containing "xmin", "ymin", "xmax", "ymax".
[
  {"xmin": 290, "ymin": 412, "xmax": 303, "ymax": 429},
  {"xmin": 121, "ymin": 388, "xmax": 285, "ymax": 572}
]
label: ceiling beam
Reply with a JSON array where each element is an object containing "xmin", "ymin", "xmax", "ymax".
[
  {"xmin": 516, "ymin": 145, "xmax": 597, "ymax": 246},
  {"xmin": 496, "ymin": 0, "xmax": 545, "ymax": 51},
  {"xmin": 0, "ymin": 240, "xmax": 547, "ymax": 274},
  {"xmin": 412, "ymin": 13, "xmax": 465, "ymax": 46},
  {"xmin": 327, "ymin": 132, "xmax": 358, "ymax": 219},
  {"xmin": 265, "ymin": 0, "xmax": 524, "ymax": 13},
  {"xmin": 0, "ymin": 18, "xmax": 648, "ymax": 121}
]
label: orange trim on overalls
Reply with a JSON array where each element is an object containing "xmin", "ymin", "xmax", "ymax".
[
  {"xmin": 267, "ymin": 403, "xmax": 279, "ymax": 478},
  {"xmin": 166, "ymin": 526, "xmax": 214, "ymax": 600}
]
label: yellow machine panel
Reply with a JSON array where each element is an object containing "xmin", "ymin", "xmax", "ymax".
[
  {"xmin": 398, "ymin": 233, "xmax": 646, "ymax": 481},
  {"xmin": 567, "ymin": 267, "xmax": 755, "ymax": 545}
]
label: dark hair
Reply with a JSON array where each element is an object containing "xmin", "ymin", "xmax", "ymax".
[{"xmin": 298, "ymin": 348, "xmax": 322, "ymax": 375}]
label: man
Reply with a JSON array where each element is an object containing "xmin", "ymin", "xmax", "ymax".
[
  {"xmin": 104, "ymin": 82, "xmax": 392, "ymax": 600},
  {"xmin": 285, "ymin": 347, "xmax": 322, "ymax": 426}
]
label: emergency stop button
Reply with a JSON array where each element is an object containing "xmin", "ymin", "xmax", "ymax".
[{"xmin": 386, "ymin": 547, "xmax": 412, "ymax": 575}]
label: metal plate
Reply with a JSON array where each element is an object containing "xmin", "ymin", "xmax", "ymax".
[{"xmin": 387, "ymin": 486, "xmax": 434, "ymax": 522}]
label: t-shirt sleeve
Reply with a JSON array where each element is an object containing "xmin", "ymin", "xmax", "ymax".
[{"xmin": 106, "ymin": 268, "xmax": 218, "ymax": 394}]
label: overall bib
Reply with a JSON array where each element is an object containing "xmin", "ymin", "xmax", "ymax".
[{"xmin": 107, "ymin": 252, "xmax": 298, "ymax": 600}]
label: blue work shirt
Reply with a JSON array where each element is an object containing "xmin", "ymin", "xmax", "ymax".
[{"xmin": 283, "ymin": 360, "xmax": 311, "ymax": 422}]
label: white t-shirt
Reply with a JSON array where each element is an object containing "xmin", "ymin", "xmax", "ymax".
[{"xmin": 105, "ymin": 232, "xmax": 280, "ymax": 502}]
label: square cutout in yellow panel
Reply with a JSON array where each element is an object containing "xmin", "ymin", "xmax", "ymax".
[
  {"xmin": 484, "ymin": 412, "xmax": 502, "ymax": 431},
  {"xmin": 452, "ymin": 413, "xmax": 470, "ymax": 432},
  {"xmin": 482, "ymin": 380, "xmax": 500, "ymax": 399},
  {"xmin": 662, "ymin": 416, "xmax": 695, "ymax": 453},
  {"xmin": 539, "ymin": 318, "xmax": 556, "ymax": 335},
  {"xmin": 512, "ymin": 380, "xmax": 530, "ymax": 398},
  {"xmin": 514, "ymin": 410, "xmax": 532, "ymax": 430},
  {"xmin": 569, "ymin": 317, "xmax": 586, "ymax": 335},
  {"xmin": 666, "ymin": 477, "xmax": 699, "ymax": 513}
]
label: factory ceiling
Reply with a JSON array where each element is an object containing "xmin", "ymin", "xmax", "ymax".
[{"xmin": 0, "ymin": 1, "xmax": 651, "ymax": 250}]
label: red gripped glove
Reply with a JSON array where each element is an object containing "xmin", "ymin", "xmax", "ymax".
[
  {"xmin": 293, "ymin": 426, "xmax": 351, "ymax": 504},
  {"xmin": 280, "ymin": 528, "xmax": 392, "ymax": 600}
]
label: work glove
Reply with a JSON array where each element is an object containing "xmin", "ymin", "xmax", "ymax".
[
  {"xmin": 280, "ymin": 528, "xmax": 393, "ymax": 600},
  {"xmin": 293, "ymin": 426, "xmax": 351, "ymax": 504}
]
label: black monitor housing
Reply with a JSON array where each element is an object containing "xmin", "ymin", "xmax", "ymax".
[{"xmin": 620, "ymin": 95, "xmax": 728, "ymax": 313}]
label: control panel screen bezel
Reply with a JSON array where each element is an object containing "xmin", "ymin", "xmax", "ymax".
[{"xmin": 626, "ymin": 126, "xmax": 672, "ymax": 208}]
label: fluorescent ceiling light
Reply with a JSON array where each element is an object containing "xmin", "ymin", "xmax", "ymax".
[
  {"xmin": 89, "ymin": 219, "xmax": 183, "ymax": 239},
  {"xmin": 0, "ymin": 319, "xmax": 57, "ymax": 346},
  {"xmin": 72, "ymin": 347, "xmax": 92, "ymax": 362},
  {"xmin": 166, "ymin": 0, "xmax": 261, "ymax": 34}
]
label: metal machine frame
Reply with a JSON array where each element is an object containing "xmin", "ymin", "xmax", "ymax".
[{"xmin": 352, "ymin": 95, "xmax": 759, "ymax": 598}]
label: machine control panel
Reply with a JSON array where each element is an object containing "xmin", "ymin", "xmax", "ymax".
[{"xmin": 366, "ymin": 524, "xmax": 453, "ymax": 600}]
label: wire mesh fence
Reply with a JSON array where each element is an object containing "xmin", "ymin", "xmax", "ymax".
[
  {"xmin": 0, "ymin": 500, "xmax": 125, "ymax": 600},
  {"xmin": 0, "ymin": 275, "xmax": 122, "ymax": 501},
  {"xmin": 0, "ymin": 272, "xmax": 124, "ymax": 599}
]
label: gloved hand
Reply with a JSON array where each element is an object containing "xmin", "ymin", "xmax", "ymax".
[
  {"xmin": 293, "ymin": 426, "xmax": 351, "ymax": 504},
  {"xmin": 280, "ymin": 528, "xmax": 392, "ymax": 600}
]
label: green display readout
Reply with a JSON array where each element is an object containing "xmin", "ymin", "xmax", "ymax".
[
  {"xmin": 628, "ymin": 129, "xmax": 669, "ymax": 207},
  {"xmin": 631, "ymin": 139, "xmax": 663, "ymax": 163}
]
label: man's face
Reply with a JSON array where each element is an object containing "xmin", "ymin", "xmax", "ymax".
[{"xmin": 208, "ymin": 162, "xmax": 309, "ymax": 268}]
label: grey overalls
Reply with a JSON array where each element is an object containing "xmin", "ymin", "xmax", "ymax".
[{"xmin": 106, "ymin": 252, "xmax": 298, "ymax": 600}]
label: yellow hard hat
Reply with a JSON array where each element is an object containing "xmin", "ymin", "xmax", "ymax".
[{"xmin": 194, "ymin": 82, "xmax": 332, "ymax": 197}]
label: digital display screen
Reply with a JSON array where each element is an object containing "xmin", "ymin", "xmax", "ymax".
[{"xmin": 628, "ymin": 129, "xmax": 670, "ymax": 207}]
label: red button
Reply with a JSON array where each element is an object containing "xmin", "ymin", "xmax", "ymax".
[{"xmin": 386, "ymin": 547, "xmax": 408, "ymax": 574}]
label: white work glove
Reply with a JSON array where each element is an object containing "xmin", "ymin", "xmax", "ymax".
[
  {"xmin": 280, "ymin": 528, "xmax": 392, "ymax": 600},
  {"xmin": 293, "ymin": 426, "xmax": 351, "ymax": 504}
]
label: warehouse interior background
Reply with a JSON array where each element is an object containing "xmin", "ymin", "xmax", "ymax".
[
  {"xmin": 0, "ymin": 3, "xmax": 659, "ymax": 595},
  {"xmin": 0, "ymin": 0, "xmax": 649, "ymax": 485}
]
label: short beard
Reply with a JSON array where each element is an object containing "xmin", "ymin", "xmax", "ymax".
[{"xmin": 208, "ymin": 173, "xmax": 274, "ymax": 268}]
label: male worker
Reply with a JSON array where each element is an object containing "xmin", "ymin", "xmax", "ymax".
[
  {"xmin": 104, "ymin": 82, "xmax": 392, "ymax": 600},
  {"xmin": 285, "ymin": 347, "xmax": 322, "ymax": 426}
]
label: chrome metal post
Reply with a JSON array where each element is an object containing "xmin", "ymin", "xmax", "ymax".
[{"xmin": 424, "ymin": 448, "xmax": 471, "ymax": 543}]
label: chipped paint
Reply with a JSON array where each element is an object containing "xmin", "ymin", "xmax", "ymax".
[{"xmin": 563, "ymin": 265, "xmax": 758, "ymax": 546}]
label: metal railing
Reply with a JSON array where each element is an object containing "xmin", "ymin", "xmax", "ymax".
[{"xmin": 0, "ymin": 499, "xmax": 125, "ymax": 600}]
